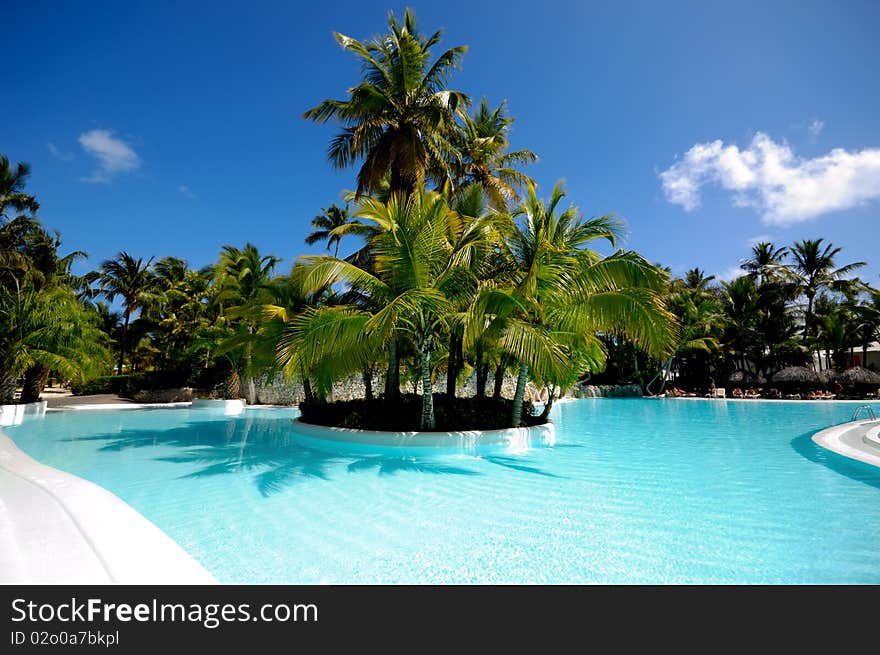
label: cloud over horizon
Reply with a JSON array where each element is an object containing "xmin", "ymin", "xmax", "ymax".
[
  {"xmin": 78, "ymin": 129, "xmax": 140, "ymax": 183},
  {"xmin": 47, "ymin": 142, "xmax": 74, "ymax": 161},
  {"xmin": 659, "ymin": 132, "xmax": 880, "ymax": 225}
]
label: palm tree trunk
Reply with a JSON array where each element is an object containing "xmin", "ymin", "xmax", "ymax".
[
  {"xmin": 385, "ymin": 336, "xmax": 400, "ymax": 402},
  {"xmin": 0, "ymin": 370, "xmax": 16, "ymax": 405},
  {"xmin": 420, "ymin": 349, "xmax": 435, "ymax": 430},
  {"xmin": 510, "ymin": 363, "xmax": 529, "ymax": 428},
  {"xmin": 445, "ymin": 332, "xmax": 460, "ymax": 398},
  {"xmin": 20, "ymin": 364, "xmax": 48, "ymax": 404},
  {"xmin": 475, "ymin": 344, "xmax": 487, "ymax": 398},
  {"xmin": 539, "ymin": 385, "xmax": 557, "ymax": 422},
  {"xmin": 118, "ymin": 308, "xmax": 131, "ymax": 375},
  {"xmin": 804, "ymin": 292, "xmax": 815, "ymax": 342},
  {"xmin": 302, "ymin": 376, "xmax": 314, "ymax": 403},
  {"xmin": 244, "ymin": 338, "xmax": 256, "ymax": 405},
  {"xmin": 363, "ymin": 366, "xmax": 373, "ymax": 401},
  {"xmin": 493, "ymin": 361, "xmax": 505, "ymax": 400}
]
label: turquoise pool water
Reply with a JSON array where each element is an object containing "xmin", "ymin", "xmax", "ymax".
[{"xmin": 6, "ymin": 399, "xmax": 880, "ymax": 583}]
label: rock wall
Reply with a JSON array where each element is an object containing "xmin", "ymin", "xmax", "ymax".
[
  {"xmin": 570, "ymin": 384, "xmax": 642, "ymax": 398},
  {"xmin": 129, "ymin": 387, "xmax": 194, "ymax": 403},
  {"xmin": 253, "ymin": 370, "xmax": 523, "ymax": 406}
]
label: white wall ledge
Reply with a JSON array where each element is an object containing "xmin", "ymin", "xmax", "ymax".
[
  {"xmin": 291, "ymin": 417, "xmax": 556, "ymax": 451},
  {"xmin": 812, "ymin": 419, "xmax": 880, "ymax": 469},
  {"xmin": 0, "ymin": 432, "xmax": 216, "ymax": 584}
]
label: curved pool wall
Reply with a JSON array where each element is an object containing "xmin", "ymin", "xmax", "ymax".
[
  {"xmin": 289, "ymin": 418, "xmax": 555, "ymax": 455},
  {"xmin": 812, "ymin": 419, "xmax": 880, "ymax": 468},
  {"xmin": 1, "ymin": 400, "xmax": 47, "ymax": 426},
  {"xmin": 4, "ymin": 398, "xmax": 880, "ymax": 583},
  {"xmin": 0, "ymin": 430, "xmax": 216, "ymax": 584}
]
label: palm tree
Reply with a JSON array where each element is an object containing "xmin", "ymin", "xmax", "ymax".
[
  {"xmin": 0, "ymin": 155, "xmax": 39, "ymax": 220},
  {"xmin": 0, "ymin": 155, "xmax": 41, "ymax": 278},
  {"xmin": 447, "ymin": 98, "xmax": 537, "ymax": 209},
  {"xmin": 304, "ymin": 9, "xmax": 469, "ymax": 197},
  {"xmin": 0, "ymin": 282, "xmax": 108, "ymax": 404},
  {"xmin": 470, "ymin": 183, "xmax": 675, "ymax": 426},
  {"xmin": 304, "ymin": 203, "xmax": 373, "ymax": 258},
  {"xmin": 683, "ymin": 268, "xmax": 716, "ymax": 292},
  {"xmin": 740, "ymin": 242, "xmax": 788, "ymax": 286},
  {"xmin": 789, "ymin": 239, "xmax": 866, "ymax": 343},
  {"xmin": 98, "ymin": 252, "xmax": 160, "ymax": 376},
  {"xmin": 212, "ymin": 244, "xmax": 280, "ymax": 403},
  {"xmin": 281, "ymin": 188, "xmax": 486, "ymax": 428}
]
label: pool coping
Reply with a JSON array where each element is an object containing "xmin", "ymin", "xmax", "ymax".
[
  {"xmin": 0, "ymin": 428, "xmax": 217, "ymax": 584},
  {"xmin": 811, "ymin": 419, "xmax": 880, "ymax": 469}
]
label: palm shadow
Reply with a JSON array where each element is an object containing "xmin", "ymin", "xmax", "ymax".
[
  {"xmin": 66, "ymin": 414, "xmax": 484, "ymax": 496},
  {"xmin": 791, "ymin": 430, "xmax": 880, "ymax": 490},
  {"xmin": 480, "ymin": 455, "xmax": 564, "ymax": 478}
]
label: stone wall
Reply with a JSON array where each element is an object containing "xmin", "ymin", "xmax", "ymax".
[
  {"xmin": 253, "ymin": 370, "xmax": 523, "ymax": 406},
  {"xmin": 129, "ymin": 387, "xmax": 194, "ymax": 403},
  {"xmin": 570, "ymin": 384, "xmax": 642, "ymax": 398}
]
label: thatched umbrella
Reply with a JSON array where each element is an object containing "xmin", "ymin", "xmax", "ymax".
[
  {"xmin": 838, "ymin": 366, "xmax": 880, "ymax": 387},
  {"xmin": 816, "ymin": 369, "xmax": 837, "ymax": 385},
  {"xmin": 726, "ymin": 370, "xmax": 754, "ymax": 386},
  {"xmin": 726, "ymin": 370, "xmax": 768, "ymax": 387},
  {"xmin": 771, "ymin": 366, "xmax": 821, "ymax": 388}
]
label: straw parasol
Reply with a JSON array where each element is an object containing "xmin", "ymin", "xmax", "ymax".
[
  {"xmin": 838, "ymin": 366, "xmax": 880, "ymax": 387},
  {"xmin": 727, "ymin": 370, "xmax": 767, "ymax": 386},
  {"xmin": 770, "ymin": 366, "xmax": 821, "ymax": 386},
  {"xmin": 816, "ymin": 369, "xmax": 837, "ymax": 385}
]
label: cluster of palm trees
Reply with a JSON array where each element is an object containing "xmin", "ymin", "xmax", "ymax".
[
  {"xmin": 277, "ymin": 10, "xmax": 675, "ymax": 428},
  {"xmin": 0, "ymin": 156, "xmax": 110, "ymax": 405},
  {"xmin": 4, "ymin": 10, "xmax": 873, "ymax": 430},
  {"xmin": 668, "ymin": 239, "xmax": 878, "ymax": 388}
]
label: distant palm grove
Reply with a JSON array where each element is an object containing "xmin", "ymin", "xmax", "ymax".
[{"xmin": 1, "ymin": 10, "xmax": 878, "ymax": 429}]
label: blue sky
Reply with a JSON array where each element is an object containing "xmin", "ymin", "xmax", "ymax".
[{"xmin": 5, "ymin": 0, "xmax": 879, "ymax": 284}]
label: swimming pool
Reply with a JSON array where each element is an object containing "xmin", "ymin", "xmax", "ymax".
[{"xmin": 5, "ymin": 399, "xmax": 880, "ymax": 583}]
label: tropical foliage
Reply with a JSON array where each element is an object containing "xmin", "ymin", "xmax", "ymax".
[{"xmin": 1, "ymin": 9, "xmax": 875, "ymax": 421}]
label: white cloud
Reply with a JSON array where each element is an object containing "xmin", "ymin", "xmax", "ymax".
[
  {"xmin": 659, "ymin": 132, "xmax": 880, "ymax": 225},
  {"xmin": 718, "ymin": 266, "xmax": 745, "ymax": 282},
  {"xmin": 78, "ymin": 129, "xmax": 140, "ymax": 183},
  {"xmin": 808, "ymin": 119, "xmax": 824, "ymax": 138},
  {"xmin": 179, "ymin": 185, "xmax": 198, "ymax": 200},
  {"xmin": 47, "ymin": 142, "xmax": 74, "ymax": 161},
  {"xmin": 746, "ymin": 234, "xmax": 775, "ymax": 247}
]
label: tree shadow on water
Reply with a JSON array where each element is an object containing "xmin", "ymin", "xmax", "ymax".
[
  {"xmin": 63, "ymin": 415, "xmax": 484, "ymax": 497},
  {"xmin": 480, "ymin": 455, "xmax": 564, "ymax": 478},
  {"xmin": 791, "ymin": 431, "xmax": 880, "ymax": 490}
]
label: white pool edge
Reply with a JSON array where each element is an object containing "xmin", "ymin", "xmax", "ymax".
[
  {"xmin": 291, "ymin": 417, "xmax": 556, "ymax": 449},
  {"xmin": 0, "ymin": 429, "xmax": 217, "ymax": 584},
  {"xmin": 812, "ymin": 419, "xmax": 880, "ymax": 469}
]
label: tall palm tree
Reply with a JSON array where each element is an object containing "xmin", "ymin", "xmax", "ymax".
[
  {"xmin": 789, "ymin": 239, "xmax": 866, "ymax": 343},
  {"xmin": 0, "ymin": 155, "xmax": 39, "ymax": 220},
  {"xmin": 447, "ymin": 99, "xmax": 537, "ymax": 209},
  {"xmin": 212, "ymin": 244, "xmax": 280, "ymax": 403},
  {"xmin": 0, "ymin": 282, "xmax": 108, "ymax": 404},
  {"xmin": 304, "ymin": 9, "xmax": 469, "ymax": 197},
  {"xmin": 0, "ymin": 155, "xmax": 41, "ymax": 278},
  {"xmin": 740, "ymin": 242, "xmax": 788, "ymax": 286},
  {"xmin": 99, "ymin": 252, "xmax": 160, "ymax": 376},
  {"xmin": 683, "ymin": 268, "xmax": 716, "ymax": 292},
  {"xmin": 470, "ymin": 183, "xmax": 675, "ymax": 426},
  {"xmin": 305, "ymin": 203, "xmax": 372, "ymax": 258}
]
